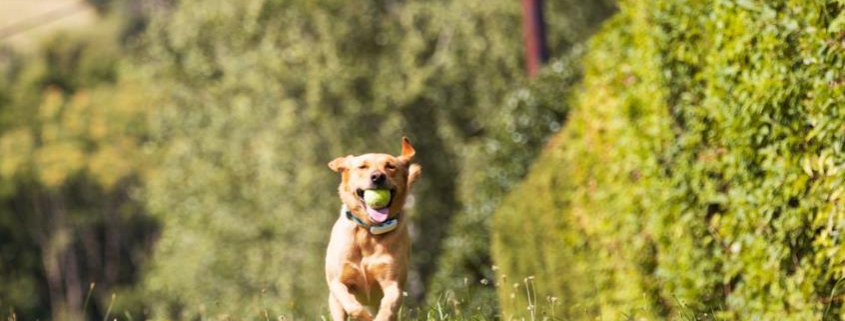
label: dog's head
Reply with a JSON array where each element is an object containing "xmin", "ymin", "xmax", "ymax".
[{"xmin": 329, "ymin": 137, "xmax": 422, "ymax": 224}]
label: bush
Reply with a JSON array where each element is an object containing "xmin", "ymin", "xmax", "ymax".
[
  {"xmin": 427, "ymin": 51, "xmax": 584, "ymax": 312},
  {"xmin": 428, "ymin": 0, "xmax": 616, "ymax": 309},
  {"xmin": 493, "ymin": 0, "xmax": 845, "ymax": 319}
]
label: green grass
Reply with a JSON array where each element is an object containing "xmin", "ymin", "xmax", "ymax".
[{"xmin": 1, "ymin": 272, "xmax": 712, "ymax": 321}]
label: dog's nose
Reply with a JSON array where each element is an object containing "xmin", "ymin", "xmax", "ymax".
[{"xmin": 371, "ymin": 173, "xmax": 386, "ymax": 185}]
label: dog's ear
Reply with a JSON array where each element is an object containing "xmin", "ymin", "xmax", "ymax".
[
  {"xmin": 328, "ymin": 156, "xmax": 350, "ymax": 172},
  {"xmin": 408, "ymin": 163, "xmax": 421, "ymax": 187},
  {"xmin": 399, "ymin": 136, "xmax": 416, "ymax": 162}
]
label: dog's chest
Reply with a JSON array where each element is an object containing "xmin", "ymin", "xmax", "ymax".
[{"xmin": 342, "ymin": 257, "xmax": 386, "ymax": 306}]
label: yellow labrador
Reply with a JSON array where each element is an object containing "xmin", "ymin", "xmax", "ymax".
[{"xmin": 326, "ymin": 137, "xmax": 422, "ymax": 320}]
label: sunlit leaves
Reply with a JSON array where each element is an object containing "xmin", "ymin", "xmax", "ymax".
[{"xmin": 494, "ymin": 0, "xmax": 845, "ymax": 319}]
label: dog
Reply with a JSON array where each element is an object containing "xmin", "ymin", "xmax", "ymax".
[{"xmin": 325, "ymin": 137, "xmax": 422, "ymax": 321}]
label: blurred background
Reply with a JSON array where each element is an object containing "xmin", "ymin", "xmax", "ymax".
[
  {"xmin": 2, "ymin": 0, "xmax": 844, "ymax": 320},
  {"xmin": 0, "ymin": 0, "xmax": 614, "ymax": 319}
]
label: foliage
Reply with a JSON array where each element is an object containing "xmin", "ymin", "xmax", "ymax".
[
  {"xmin": 133, "ymin": 0, "xmax": 534, "ymax": 317},
  {"xmin": 427, "ymin": 52, "xmax": 584, "ymax": 312},
  {"xmin": 429, "ymin": 0, "xmax": 615, "ymax": 309},
  {"xmin": 0, "ymin": 24, "xmax": 155, "ymax": 321},
  {"xmin": 493, "ymin": 0, "xmax": 845, "ymax": 319},
  {"xmin": 1, "ymin": 0, "xmax": 614, "ymax": 318}
]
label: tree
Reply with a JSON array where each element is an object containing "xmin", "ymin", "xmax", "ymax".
[
  {"xmin": 0, "ymin": 28, "xmax": 155, "ymax": 321},
  {"xmin": 135, "ymin": 0, "xmax": 529, "ymax": 317}
]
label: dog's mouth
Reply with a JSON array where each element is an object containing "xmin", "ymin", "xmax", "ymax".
[{"xmin": 356, "ymin": 188, "xmax": 396, "ymax": 223}]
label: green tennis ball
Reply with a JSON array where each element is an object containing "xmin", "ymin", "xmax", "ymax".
[{"xmin": 363, "ymin": 189, "xmax": 391, "ymax": 208}]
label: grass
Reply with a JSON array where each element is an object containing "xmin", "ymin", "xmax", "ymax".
[
  {"xmin": 5, "ymin": 273, "xmax": 710, "ymax": 321},
  {"xmin": 388, "ymin": 279, "xmax": 550, "ymax": 321}
]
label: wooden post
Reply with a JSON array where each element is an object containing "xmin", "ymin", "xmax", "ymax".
[{"xmin": 521, "ymin": 0, "xmax": 548, "ymax": 78}]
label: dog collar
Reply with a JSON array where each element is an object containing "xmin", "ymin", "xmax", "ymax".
[{"xmin": 341, "ymin": 204, "xmax": 399, "ymax": 235}]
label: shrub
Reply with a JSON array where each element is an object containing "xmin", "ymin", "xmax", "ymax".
[
  {"xmin": 493, "ymin": 0, "xmax": 845, "ymax": 319},
  {"xmin": 429, "ymin": 0, "xmax": 616, "ymax": 309}
]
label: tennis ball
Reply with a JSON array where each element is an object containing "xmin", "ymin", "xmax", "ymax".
[{"xmin": 363, "ymin": 189, "xmax": 391, "ymax": 208}]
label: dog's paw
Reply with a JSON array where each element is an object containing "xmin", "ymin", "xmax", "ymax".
[{"xmin": 350, "ymin": 307, "xmax": 373, "ymax": 321}]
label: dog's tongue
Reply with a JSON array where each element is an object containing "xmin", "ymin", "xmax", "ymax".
[{"xmin": 366, "ymin": 205, "xmax": 390, "ymax": 223}]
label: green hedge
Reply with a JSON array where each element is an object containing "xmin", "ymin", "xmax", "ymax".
[{"xmin": 493, "ymin": 0, "xmax": 845, "ymax": 319}]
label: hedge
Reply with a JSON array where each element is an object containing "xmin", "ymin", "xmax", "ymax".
[{"xmin": 492, "ymin": 0, "xmax": 845, "ymax": 319}]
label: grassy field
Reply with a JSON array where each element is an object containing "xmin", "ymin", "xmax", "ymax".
[
  {"xmin": 0, "ymin": 0, "xmax": 97, "ymax": 50},
  {"xmin": 39, "ymin": 275, "xmax": 708, "ymax": 321}
]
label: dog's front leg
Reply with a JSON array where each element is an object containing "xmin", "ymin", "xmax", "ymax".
[
  {"xmin": 374, "ymin": 281, "xmax": 402, "ymax": 321},
  {"xmin": 328, "ymin": 295, "xmax": 347, "ymax": 321},
  {"xmin": 329, "ymin": 279, "xmax": 373, "ymax": 321}
]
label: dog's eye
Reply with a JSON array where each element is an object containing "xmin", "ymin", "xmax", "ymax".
[
  {"xmin": 385, "ymin": 164, "xmax": 396, "ymax": 170},
  {"xmin": 358, "ymin": 164, "xmax": 368, "ymax": 169}
]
